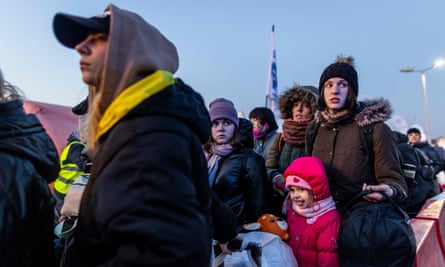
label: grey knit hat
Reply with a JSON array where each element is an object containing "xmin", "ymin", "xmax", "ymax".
[{"xmin": 209, "ymin": 98, "xmax": 239, "ymax": 127}]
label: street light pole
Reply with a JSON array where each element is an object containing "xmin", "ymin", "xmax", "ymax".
[
  {"xmin": 400, "ymin": 60, "xmax": 444, "ymax": 144},
  {"xmin": 420, "ymin": 71, "xmax": 431, "ymax": 144}
]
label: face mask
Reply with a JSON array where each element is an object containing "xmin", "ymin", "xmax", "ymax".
[{"xmin": 253, "ymin": 123, "xmax": 270, "ymax": 139}]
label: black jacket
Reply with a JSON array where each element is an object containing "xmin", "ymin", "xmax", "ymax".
[
  {"xmin": 69, "ymin": 80, "xmax": 213, "ymax": 267},
  {"xmin": 413, "ymin": 142, "xmax": 445, "ymax": 176},
  {"xmin": 211, "ymin": 146, "xmax": 269, "ymax": 227},
  {"xmin": 393, "ymin": 131, "xmax": 435, "ymax": 216},
  {"xmin": 0, "ymin": 100, "xmax": 59, "ymax": 267}
]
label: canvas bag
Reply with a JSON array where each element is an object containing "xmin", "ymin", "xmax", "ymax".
[
  {"xmin": 337, "ymin": 190, "xmax": 416, "ymax": 267},
  {"xmin": 60, "ymin": 174, "xmax": 89, "ymax": 217}
]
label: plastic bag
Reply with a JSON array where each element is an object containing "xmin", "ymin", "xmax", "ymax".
[{"xmin": 213, "ymin": 231, "xmax": 298, "ymax": 267}]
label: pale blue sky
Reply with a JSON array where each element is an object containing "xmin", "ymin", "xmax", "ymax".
[{"xmin": 2, "ymin": 1, "xmax": 445, "ymax": 138}]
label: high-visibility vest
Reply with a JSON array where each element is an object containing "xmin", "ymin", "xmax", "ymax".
[{"xmin": 54, "ymin": 141, "xmax": 86, "ymax": 199}]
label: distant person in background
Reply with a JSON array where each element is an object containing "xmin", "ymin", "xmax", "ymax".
[
  {"xmin": 204, "ymin": 98, "xmax": 269, "ymax": 228},
  {"xmin": 392, "ymin": 131, "xmax": 435, "ymax": 216},
  {"xmin": 265, "ymin": 85, "xmax": 318, "ymax": 216},
  {"xmin": 432, "ymin": 136, "xmax": 445, "ymax": 150},
  {"xmin": 238, "ymin": 116, "xmax": 272, "ymax": 213},
  {"xmin": 54, "ymin": 97, "xmax": 91, "ymax": 267},
  {"xmin": 432, "ymin": 136, "xmax": 445, "ymax": 190},
  {"xmin": 239, "ymin": 117, "xmax": 255, "ymax": 149},
  {"xmin": 248, "ymin": 107, "xmax": 279, "ymax": 160},
  {"xmin": 407, "ymin": 127, "xmax": 444, "ymax": 193},
  {"xmin": 53, "ymin": 97, "xmax": 89, "ymax": 220},
  {"xmin": 53, "ymin": 4, "xmax": 212, "ymax": 266},
  {"xmin": 0, "ymin": 68, "xmax": 59, "ymax": 266},
  {"xmin": 431, "ymin": 136, "xmax": 445, "ymax": 167}
]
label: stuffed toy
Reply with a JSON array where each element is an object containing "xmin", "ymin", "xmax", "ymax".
[{"xmin": 243, "ymin": 213, "xmax": 290, "ymax": 241}]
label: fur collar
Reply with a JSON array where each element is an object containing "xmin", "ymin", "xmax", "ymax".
[{"xmin": 315, "ymin": 98, "xmax": 392, "ymax": 127}]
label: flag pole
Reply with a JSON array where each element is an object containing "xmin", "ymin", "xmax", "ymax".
[{"xmin": 265, "ymin": 25, "xmax": 278, "ymax": 117}]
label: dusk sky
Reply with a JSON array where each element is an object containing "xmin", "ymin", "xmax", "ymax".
[{"xmin": 2, "ymin": 1, "xmax": 445, "ymax": 138}]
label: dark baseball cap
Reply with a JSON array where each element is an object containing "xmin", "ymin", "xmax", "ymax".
[
  {"xmin": 72, "ymin": 96, "xmax": 88, "ymax": 115},
  {"xmin": 53, "ymin": 11, "xmax": 110, "ymax": 48},
  {"xmin": 407, "ymin": 127, "xmax": 421, "ymax": 135}
]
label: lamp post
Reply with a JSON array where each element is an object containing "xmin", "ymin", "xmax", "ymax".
[{"xmin": 400, "ymin": 59, "xmax": 444, "ymax": 144}]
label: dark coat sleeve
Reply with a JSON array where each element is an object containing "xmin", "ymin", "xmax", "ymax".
[
  {"xmin": 373, "ymin": 123, "xmax": 408, "ymax": 202},
  {"xmin": 244, "ymin": 151, "xmax": 269, "ymax": 222},
  {"xmin": 265, "ymin": 134, "xmax": 282, "ymax": 179},
  {"xmin": 211, "ymin": 191, "xmax": 237, "ymax": 243},
  {"xmin": 0, "ymin": 155, "xmax": 56, "ymax": 267}
]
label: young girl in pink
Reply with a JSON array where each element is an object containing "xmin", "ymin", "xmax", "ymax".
[{"xmin": 283, "ymin": 156, "xmax": 341, "ymax": 267}]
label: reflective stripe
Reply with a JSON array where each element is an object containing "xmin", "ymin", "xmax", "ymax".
[
  {"xmin": 60, "ymin": 165, "xmax": 83, "ymax": 172},
  {"xmin": 59, "ymin": 141, "xmax": 84, "ymax": 166},
  {"xmin": 54, "ymin": 141, "xmax": 86, "ymax": 196},
  {"xmin": 54, "ymin": 168, "xmax": 84, "ymax": 195}
]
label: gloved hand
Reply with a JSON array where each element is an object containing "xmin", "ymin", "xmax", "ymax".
[{"xmin": 272, "ymin": 174, "xmax": 286, "ymax": 197}]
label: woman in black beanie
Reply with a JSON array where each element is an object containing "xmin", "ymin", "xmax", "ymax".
[
  {"xmin": 308, "ymin": 55, "xmax": 408, "ymax": 210},
  {"xmin": 307, "ymin": 56, "xmax": 414, "ymax": 266}
]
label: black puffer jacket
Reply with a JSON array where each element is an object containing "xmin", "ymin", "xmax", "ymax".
[
  {"xmin": 70, "ymin": 80, "xmax": 213, "ymax": 267},
  {"xmin": 63, "ymin": 5, "xmax": 212, "ymax": 267},
  {"xmin": 392, "ymin": 131, "xmax": 435, "ymax": 216},
  {"xmin": 0, "ymin": 100, "xmax": 59, "ymax": 267},
  {"xmin": 413, "ymin": 141, "xmax": 445, "ymax": 176},
  {"xmin": 212, "ymin": 146, "xmax": 269, "ymax": 227}
]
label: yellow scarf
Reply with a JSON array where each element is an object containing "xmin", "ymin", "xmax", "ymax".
[{"xmin": 96, "ymin": 70, "xmax": 175, "ymax": 139}]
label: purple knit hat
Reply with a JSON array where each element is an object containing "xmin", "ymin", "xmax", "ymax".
[{"xmin": 209, "ymin": 98, "xmax": 239, "ymax": 127}]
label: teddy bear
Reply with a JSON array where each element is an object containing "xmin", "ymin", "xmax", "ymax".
[{"xmin": 242, "ymin": 213, "xmax": 290, "ymax": 241}]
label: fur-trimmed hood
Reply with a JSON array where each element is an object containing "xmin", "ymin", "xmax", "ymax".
[
  {"xmin": 315, "ymin": 98, "xmax": 392, "ymax": 127},
  {"xmin": 278, "ymin": 85, "xmax": 318, "ymax": 119}
]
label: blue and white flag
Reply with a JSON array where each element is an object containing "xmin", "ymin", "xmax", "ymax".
[{"xmin": 265, "ymin": 25, "xmax": 279, "ymax": 118}]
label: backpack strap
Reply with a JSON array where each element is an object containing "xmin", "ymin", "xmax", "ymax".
[
  {"xmin": 360, "ymin": 124, "xmax": 374, "ymax": 165},
  {"xmin": 277, "ymin": 133, "xmax": 284, "ymax": 153},
  {"xmin": 305, "ymin": 120, "xmax": 320, "ymax": 155},
  {"xmin": 307, "ymin": 122, "xmax": 374, "ymax": 160}
]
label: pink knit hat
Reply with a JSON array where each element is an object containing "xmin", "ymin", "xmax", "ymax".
[
  {"xmin": 209, "ymin": 98, "xmax": 239, "ymax": 127},
  {"xmin": 285, "ymin": 175, "xmax": 312, "ymax": 190}
]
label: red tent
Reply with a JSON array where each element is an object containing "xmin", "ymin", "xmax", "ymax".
[{"xmin": 23, "ymin": 100, "xmax": 77, "ymax": 155}]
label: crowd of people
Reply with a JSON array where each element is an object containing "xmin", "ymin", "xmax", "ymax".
[{"xmin": 1, "ymin": 3, "xmax": 444, "ymax": 267}]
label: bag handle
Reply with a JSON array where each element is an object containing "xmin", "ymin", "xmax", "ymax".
[{"xmin": 344, "ymin": 189, "xmax": 410, "ymax": 222}]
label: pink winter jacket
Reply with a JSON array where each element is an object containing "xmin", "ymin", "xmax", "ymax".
[
  {"xmin": 284, "ymin": 156, "xmax": 341, "ymax": 267},
  {"xmin": 286, "ymin": 208, "xmax": 340, "ymax": 267}
]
